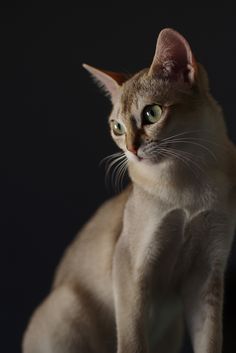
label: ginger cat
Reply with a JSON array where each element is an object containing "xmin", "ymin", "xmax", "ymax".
[{"xmin": 23, "ymin": 28, "xmax": 236, "ymax": 353}]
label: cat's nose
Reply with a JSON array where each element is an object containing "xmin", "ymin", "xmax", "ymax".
[{"xmin": 127, "ymin": 146, "xmax": 138, "ymax": 155}]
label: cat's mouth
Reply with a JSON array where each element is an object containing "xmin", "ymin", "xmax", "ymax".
[
  {"xmin": 134, "ymin": 142, "xmax": 169, "ymax": 164},
  {"xmin": 126, "ymin": 150, "xmax": 143, "ymax": 162},
  {"xmin": 126, "ymin": 149, "xmax": 164, "ymax": 165}
]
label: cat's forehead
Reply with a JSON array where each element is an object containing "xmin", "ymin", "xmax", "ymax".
[
  {"xmin": 117, "ymin": 69, "xmax": 188, "ymax": 119},
  {"xmin": 120, "ymin": 70, "xmax": 148, "ymax": 115}
]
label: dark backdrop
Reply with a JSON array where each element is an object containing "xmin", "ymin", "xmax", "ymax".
[{"xmin": 1, "ymin": 4, "xmax": 236, "ymax": 353}]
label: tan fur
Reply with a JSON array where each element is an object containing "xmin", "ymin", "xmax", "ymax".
[{"xmin": 23, "ymin": 29, "xmax": 236, "ymax": 353}]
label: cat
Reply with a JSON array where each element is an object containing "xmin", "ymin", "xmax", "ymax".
[{"xmin": 22, "ymin": 28, "xmax": 236, "ymax": 353}]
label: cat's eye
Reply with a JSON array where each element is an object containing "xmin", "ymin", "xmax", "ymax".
[
  {"xmin": 111, "ymin": 120, "xmax": 126, "ymax": 136},
  {"xmin": 142, "ymin": 104, "xmax": 162, "ymax": 124}
]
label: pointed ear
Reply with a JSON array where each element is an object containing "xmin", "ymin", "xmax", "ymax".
[
  {"xmin": 83, "ymin": 63, "xmax": 128, "ymax": 100},
  {"xmin": 149, "ymin": 28, "xmax": 197, "ymax": 84}
]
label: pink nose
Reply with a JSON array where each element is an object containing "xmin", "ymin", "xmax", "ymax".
[{"xmin": 127, "ymin": 146, "xmax": 138, "ymax": 155}]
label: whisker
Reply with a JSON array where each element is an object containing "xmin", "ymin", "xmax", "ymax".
[
  {"xmin": 160, "ymin": 139, "xmax": 217, "ymax": 161},
  {"xmin": 167, "ymin": 147, "xmax": 207, "ymax": 176},
  {"xmin": 159, "ymin": 130, "xmax": 205, "ymax": 143},
  {"xmin": 121, "ymin": 161, "xmax": 129, "ymax": 189},
  {"xmin": 118, "ymin": 161, "xmax": 128, "ymax": 192},
  {"xmin": 160, "ymin": 147, "xmax": 201, "ymax": 175},
  {"xmin": 114, "ymin": 159, "xmax": 128, "ymax": 193},
  {"xmin": 101, "ymin": 151, "xmax": 128, "ymax": 192},
  {"xmin": 99, "ymin": 152, "xmax": 124, "ymax": 168},
  {"xmin": 162, "ymin": 136, "xmax": 229, "ymax": 152},
  {"xmin": 105, "ymin": 154, "xmax": 126, "ymax": 175},
  {"xmin": 149, "ymin": 145, "xmax": 206, "ymax": 181},
  {"xmin": 111, "ymin": 158, "xmax": 128, "ymax": 192},
  {"xmin": 159, "ymin": 148, "xmax": 198, "ymax": 176},
  {"xmin": 106, "ymin": 160, "xmax": 126, "ymax": 185}
]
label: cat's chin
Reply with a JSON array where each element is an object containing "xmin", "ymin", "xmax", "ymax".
[
  {"xmin": 126, "ymin": 151, "xmax": 163, "ymax": 166},
  {"xmin": 126, "ymin": 151, "xmax": 143, "ymax": 163}
]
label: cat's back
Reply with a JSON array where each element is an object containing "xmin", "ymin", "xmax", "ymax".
[{"xmin": 53, "ymin": 185, "xmax": 131, "ymax": 295}]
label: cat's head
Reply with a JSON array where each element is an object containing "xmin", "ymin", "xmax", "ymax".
[{"xmin": 83, "ymin": 28, "xmax": 226, "ymax": 184}]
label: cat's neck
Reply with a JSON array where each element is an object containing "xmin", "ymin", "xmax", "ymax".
[{"xmin": 128, "ymin": 156, "xmax": 227, "ymax": 211}]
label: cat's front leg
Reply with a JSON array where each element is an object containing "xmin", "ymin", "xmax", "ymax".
[
  {"xmin": 112, "ymin": 208, "xmax": 186, "ymax": 353},
  {"xmin": 113, "ymin": 237, "xmax": 149, "ymax": 353},
  {"xmin": 183, "ymin": 268, "xmax": 224, "ymax": 353},
  {"xmin": 182, "ymin": 211, "xmax": 234, "ymax": 353}
]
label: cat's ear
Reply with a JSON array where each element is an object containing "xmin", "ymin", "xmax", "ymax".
[
  {"xmin": 83, "ymin": 63, "xmax": 127, "ymax": 100},
  {"xmin": 149, "ymin": 28, "xmax": 197, "ymax": 84}
]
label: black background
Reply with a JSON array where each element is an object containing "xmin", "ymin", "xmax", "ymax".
[{"xmin": 1, "ymin": 3, "xmax": 236, "ymax": 353}]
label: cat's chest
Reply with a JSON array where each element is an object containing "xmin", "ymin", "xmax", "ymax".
[
  {"xmin": 124, "ymin": 177, "xmax": 228, "ymax": 233},
  {"xmin": 123, "ymin": 187, "xmax": 212, "ymax": 239},
  {"xmin": 122, "ymin": 187, "xmax": 230, "ymax": 282}
]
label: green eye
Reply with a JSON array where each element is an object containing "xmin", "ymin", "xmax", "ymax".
[
  {"xmin": 142, "ymin": 104, "xmax": 162, "ymax": 124},
  {"xmin": 111, "ymin": 120, "xmax": 126, "ymax": 136}
]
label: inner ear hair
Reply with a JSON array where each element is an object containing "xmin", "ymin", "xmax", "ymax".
[{"xmin": 149, "ymin": 28, "xmax": 197, "ymax": 84}]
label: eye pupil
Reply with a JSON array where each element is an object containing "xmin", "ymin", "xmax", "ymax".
[
  {"xmin": 143, "ymin": 104, "xmax": 162, "ymax": 124},
  {"xmin": 149, "ymin": 109, "xmax": 155, "ymax": 116},
  {"xmin": 115, "ymin": 123, "xmax": 121, "ymax": 131},
  {"xmin": 111, "ymin": 120, "xmax": 125, "ymax": 136}
]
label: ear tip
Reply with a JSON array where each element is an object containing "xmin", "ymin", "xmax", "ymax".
[
  {"xmin": 160, "ymin": 27, "xmax": 178, "ymax": 35},
  {"xmin": 82, "ymin": 63, "xmax": 91, "ymax": 71},
  {"xmin": 82, "ymin": 63, "xmax": 98, "ymax": 76},
  {"xmin": 158, "ymin": 28, "xmax": 192, "ymax": 55},
  {"xmin": 159, "ymin": 28, "xmax": 190, "ymax": 45},
  {"xmin": 158, "ymin": 28, "xmax": 177, "ymax": 39}
]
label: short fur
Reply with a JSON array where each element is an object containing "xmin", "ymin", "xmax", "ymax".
[{"xmin": 23, "ymin": 28, "xmax": 236, "ymax": 353}]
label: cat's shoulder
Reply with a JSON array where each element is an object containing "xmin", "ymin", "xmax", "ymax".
[
  {"xmin": 90, "ymin": 184, "xmax": 132, "ymax": 224},
  {"xmin": 225, "ymin": 139, "xmax": 236, "ymax": 182},
  {"xmin": 223, "ymin": 139, "xmax": 236, "ymax": 207}
]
